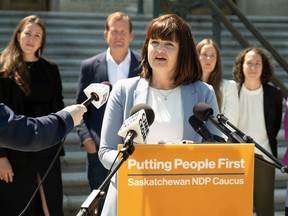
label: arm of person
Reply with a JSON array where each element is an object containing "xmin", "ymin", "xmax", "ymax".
[
  {"xmin": 98, "ymin": 82, "xmax": 124, "ymax": 170},
  {"xmin": 75, "ymin": 62, "xmax": 96, "ymax": 150},
  {"xmin": 204, "ymin": 84, "xmax": 224, "ymax": 138},
  {"xmin": 0, "ymin": 103, "xmax": 86, "ymax": 151},
  {"xmin": 0, "ymin": 157, "xmax": 13, "ymax": 183},
  {"xmin": 82, "ymin": 138, "xmax": 97, "ymax": 153},
  {"xmin": 221, "ymin": 80, "xmax": 239, "ymax": 126}
]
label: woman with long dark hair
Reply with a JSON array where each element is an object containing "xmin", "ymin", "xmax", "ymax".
[{"xmin": 0, "ymin": 15, "xmax": 65, "ymax": 215}]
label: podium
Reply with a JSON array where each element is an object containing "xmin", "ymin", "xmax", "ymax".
[{"xmin": 118, "ymin": 144, "xmax": 254, "ymax": 216}]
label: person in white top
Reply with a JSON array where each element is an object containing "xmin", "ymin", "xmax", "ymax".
[
  {"xmin": 232, "ymin": 47, "xmax": 283, "ymax": 216},
  {"xmin": 196, "ymin": 38, "xmax": 239, "ymax": 128}
]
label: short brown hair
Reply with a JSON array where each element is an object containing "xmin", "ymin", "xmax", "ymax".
[
  {"xmin": 105, "ymin": 12, "xmax": 132, "ymax": 32},
  {"xmin": 140, "ymin": 14, "xmax": 202, "ymax": 86}
]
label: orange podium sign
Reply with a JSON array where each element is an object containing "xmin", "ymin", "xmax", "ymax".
[{"xmin": 118, "ymin": 144, "xmax": 254, "ymax": 216}]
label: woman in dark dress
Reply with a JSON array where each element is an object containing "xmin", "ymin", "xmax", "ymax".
[{"xmin": 0, "ymin": 15, "xmax": 65, "ymax": 215}]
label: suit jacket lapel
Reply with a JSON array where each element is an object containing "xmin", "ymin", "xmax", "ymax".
[
  {"xmin": 181, "ymin": 84, "xmax": 197, "ymax": 141},
  {"xmin": 128, "ymin": 51, "xmax": 141, "ymax": 78},
  {"xmin": 134, "ymin": 78, "xmax": 150, "ymax": 105},
  {"xmin": 96, "ymin": 52, "xmax": 109, "ymax": 81}
]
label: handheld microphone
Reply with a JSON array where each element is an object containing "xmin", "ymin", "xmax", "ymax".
[
  {"xmin": 118, "ymin": 104, "xmax": 155, "ymax": 147},
  {"xmin": 82, "ymin": 82, "xmax": 112, "ymax": 108},
  {"xmin": 193, "ymin": 102, "xmax": 244, "ymax": 143},
  {"xmin": 189, "ymin": 115, "xmax": 217, "ymax": 142}
]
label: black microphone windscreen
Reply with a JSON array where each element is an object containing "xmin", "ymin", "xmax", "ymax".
[
  {"xmin": 129, "ymin": 103, "xmax": 155, "ymax": 126},
  {"xmin": 188, "ymin": 115, "xmax": 204, "ymax": 131},
  {"xmin": 193, "ymin": 102, "xmax": 214, "ymax": 121}
]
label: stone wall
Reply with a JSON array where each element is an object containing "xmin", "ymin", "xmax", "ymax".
[
  {"xmin": 1, "ymin": 0, "xmax": 287, "ymax": 17},
  {"xmin": 58, "ymin": 0, "xmax": 153, "ymax": 14},
  {"xmin": 51, "ymin": 0, "xmax": 288, "ymax": 16},
  {"xmin": 238, "ymin": 0, "xmax": 288, "ymax": 16}
]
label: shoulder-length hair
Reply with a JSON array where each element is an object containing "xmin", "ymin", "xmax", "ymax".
[
  {"xmin": 0, "ymin": 15, "xmax": 46, "ymax": 95},
  {"xmin": 140, "ymin": 14, "xmax": 202, "ymax": 87},
  {"xmin": 232, "ymin": 47, "xmax": 274, "ymax": 84},
  {"xmin": 196, "ymin": 38, "xmax": 223, "ymax": 109}
]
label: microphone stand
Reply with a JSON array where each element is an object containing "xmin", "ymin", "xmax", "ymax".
[
  {"xmin": 217, "ymin": 114, "xmax": 288, "ymax": 174},
  {"xmin": 206, "ymin": 114, "xmax": 246, "ymax": 143},
  {"xmin": 76, "ymin": 142, "xmax": 135, "ymax": 216}
]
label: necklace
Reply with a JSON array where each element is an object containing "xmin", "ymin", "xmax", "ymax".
[
  {"xmin": 26, "ymin": 61, "xmax": 37, "ymax": 69},
  {"xmin": 157, "ymin": 89, "xmax": 174, "ymax": 100}
]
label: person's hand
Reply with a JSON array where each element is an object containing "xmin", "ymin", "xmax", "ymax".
[
  {"xmin": 0, "ymin": 157, "xmax": 14, "ymax": 183},
  {"xmin": 63, "ymin": 104, "xmax": 87, "ymax": 126},
  {"xmin": 83, "ymin": 139, "xmax": 97, "ymax": 153}
]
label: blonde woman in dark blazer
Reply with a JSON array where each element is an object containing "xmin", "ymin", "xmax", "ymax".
[{"xmin": 0, "ymin": 15, "xmax": 65, "ymax": 215}]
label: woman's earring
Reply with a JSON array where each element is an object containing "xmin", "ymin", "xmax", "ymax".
[{"xmin": 38, "ymin": 49, "xmax": 41, "ymax": 57}]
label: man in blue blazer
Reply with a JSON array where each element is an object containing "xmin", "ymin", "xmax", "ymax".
[{"xmin": 75, "ymin": 12, "xmax": 141, "ymax": 214}]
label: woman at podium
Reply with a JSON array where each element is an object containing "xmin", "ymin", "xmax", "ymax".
[{"xmin": 98, "ymin": 14, "xmax": 222, "ymax": 216}]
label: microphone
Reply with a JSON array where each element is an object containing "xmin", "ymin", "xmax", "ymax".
[
  {"xmin": 189, "ymin": 115, "xmax": 226, "ymax": 143},
  {"xmin": 188, "ymin": 115, "xmax": 217, "ymax": 142},
  {"xmin": 216, "ymin": 114, "xmax": 249, "ymax": 142},
  {"xmin": 217, "ymin": 109, "xmax": 288, "ymax": 173},
  {"xmin": 118, "ymin": 103, "xmax": 155, "ymax": 147},
  {"xmin": 193, "ymin": 102, "xmax": 244, "ymax": 143},
  {"xmin": 82, "ymin": 82, "xmax": 112, "ymax": 108}
]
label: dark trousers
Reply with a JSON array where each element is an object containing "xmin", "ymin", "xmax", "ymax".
[{"xmin": 253, "ymin": 157, "xmax": 275, "ymax": 216}]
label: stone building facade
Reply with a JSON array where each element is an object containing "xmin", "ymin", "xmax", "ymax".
[{"xmin": 1, "ymin": 0, "xmax": 288, "ymax": 16}]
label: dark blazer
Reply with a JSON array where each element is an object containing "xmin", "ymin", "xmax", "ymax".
[
  {"xmin": 76, "ymin": 50, "xmax": 141, "ymax": 148},
  {"xmin": 263, "ymin": 83, "xmax": 283, "ymax": 157},
  {"xmin": 0, "ymin": 103, "xmax": 73, "ymax": 151},
  {"xmin": 238, "ymin": 83, "xmax": 283, "ymax": 157}
]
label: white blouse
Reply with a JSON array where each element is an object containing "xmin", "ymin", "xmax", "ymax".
[
  {"xmin": 238, "ymin": 84, "xmax": 271, "ymax": 160},
  {"xmin": 220, "ymin": 79, "xmax": 239, "ymax": 126},
  {"xmin": 146, "ymin": 86, "xmax": 183, "ymax": 144}
]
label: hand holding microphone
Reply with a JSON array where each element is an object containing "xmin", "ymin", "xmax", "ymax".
[{"xmin": 63, "ymin": 104, "xmax": 87, "ymax": 126}]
